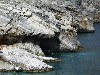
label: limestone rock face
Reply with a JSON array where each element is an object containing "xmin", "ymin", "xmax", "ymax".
[
  {"xmin": 59, "ymin": 30, "xmax": 81, "ymax": 51},
  {"xmin": 0, "ymin": 43, "xmax": 59, "ymax": 71},
  {"xmin": 0, "ymin": 0, "xmax": 81, "ymax": 51},
  {"xmin": 76, "ymin": 16, "xmax": 95, "ymax": 32},
  {"xmin": 2, "ymin": 43, "xmax": 45, "ymax": 56},
  {"xmin": 0, "ymin": 48, "xmax": 53, "ymax": 72},
  {"xmin": 0, "ymin": 0, "xmax": 92, "ymax": 72},
  {"xmin": 0, "ymin": 61, "xmax": 15, "ymax": 71},
  {"xmin": 68, "ymin": 0, "xmax": 100, "ymax": 32}
]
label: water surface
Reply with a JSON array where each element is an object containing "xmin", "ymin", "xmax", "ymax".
[{"xmin": 0, "ymin": 23, "xmax": 100, "ymax": 75}]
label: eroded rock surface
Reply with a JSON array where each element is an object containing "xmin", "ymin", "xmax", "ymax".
[{"xmin": 0, "ymin": 0, "xmax": 99, "ymax": 72}]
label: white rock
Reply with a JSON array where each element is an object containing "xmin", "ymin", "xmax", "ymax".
[
  {"xmin": 15, "ymin": 67, "xmax": 19, "ymax": 70},
  {"xmin": 24, "ymin": 11, "xmax": 32, "ymax": 17}
]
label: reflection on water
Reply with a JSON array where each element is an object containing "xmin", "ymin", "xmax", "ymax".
[{"xmin": 0, "ymin": 23, "xmax": 100, "ymax": 75}]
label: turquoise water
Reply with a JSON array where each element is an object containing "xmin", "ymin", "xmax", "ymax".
[{"xmin": 0, "ymin": 23, "xmax": 100, "ymax": 75}]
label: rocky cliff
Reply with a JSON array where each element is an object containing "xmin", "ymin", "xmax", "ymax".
[{"xmin": 0, "ymin": 0, "xmax": 99, "ymax": 72}]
